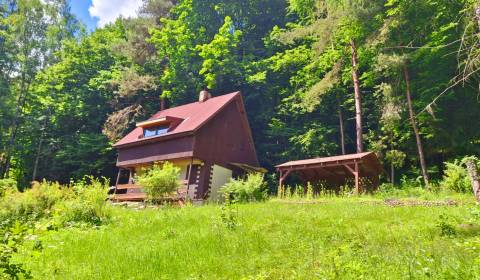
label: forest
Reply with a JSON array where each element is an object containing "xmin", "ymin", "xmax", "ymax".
[{"xmin": 0, "ymin": 0, "xmax": 479, "ymax": 187}]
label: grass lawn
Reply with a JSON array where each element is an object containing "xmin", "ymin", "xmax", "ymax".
[{"xmin": 18, "ymin": 197, "xmax": 480, "ymax": 279}]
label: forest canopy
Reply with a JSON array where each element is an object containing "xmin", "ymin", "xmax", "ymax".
[{"xmin": 0, "ymin": 0, "xmax": 479, "ymax": 187}]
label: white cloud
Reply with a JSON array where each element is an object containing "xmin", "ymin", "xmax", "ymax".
[{"xmin": 89, "ymin": 0, "xmax": 143, "ymax": 27}]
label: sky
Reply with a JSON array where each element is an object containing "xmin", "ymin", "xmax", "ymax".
[{"xmin": 69, "ymin": 0, "xmax": 143, "ymax": 31}]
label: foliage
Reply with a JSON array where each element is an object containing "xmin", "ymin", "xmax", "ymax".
[
  {"xmin": 440, "ymin": 160, "xmax": 473, "ymax": 193},
  {"xmin": 52, "ymin": 177, "xmax": 111, "ymax": 227},
  {"xmin": 0, "ymin": 178, "xmax": 17, "ymax": 197},
  {"xmin": 0, "ymin": 221, "xmax": 32, "ymax": 279},
  {"xmin": 0, "ymin": 177, "xmax": 110, "ymax": 279},
  {"xmin": 136, "ymin": 162, "xmax": 181, "ymax": 201},
  {"xmin": 221, "ymin": 173, "xmax": 267, "ymax": 202},
  {"xmin": 0, "ymin": 181, "xmax": 68, "ymax": 224},
  {"xmin": 0, "ymin": 178, "xmax": 110, "ymax": 227},
  {"xmin": 0, "ymin": 0, "xmax": 479, "ymax": 194},
  {"xmin": 219, "ymin": 194, "xmax": 239, "ymax": 230}
]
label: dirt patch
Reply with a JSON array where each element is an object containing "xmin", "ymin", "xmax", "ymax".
[
  {"xmin": 383, "ymin": 198, "xmax": 458, "ymax": 207},
  {"xmin": 277, "ymin": 198, "xmax": 461, "ymax": 207}
]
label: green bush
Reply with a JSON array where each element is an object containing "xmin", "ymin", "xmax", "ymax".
[
  {"xmin": 0, "ymin": 180, "xmax": 69, "ymax": 224},
  {"xmin": 0, "ymin": 178, "xmax": 17, "ymax": 197},
  {"xmin": 0, "ymin": 221, "xmax": 32, "ymax": 279},
  {"xmin": 221, "ymin": 173, "xmax": 267, "ymax": 203},
  {"xmin": 440, "ymin": 160, "xmax": 471, "ymax": 193},
  {"xmin": 136, "ymin": 162, "xmax": 181, "ymax": 201},
  {"xmin": 0, "ymin": 178, "xmax": 110, "ymax": 228},
  {"xmin": 53, "ymin": 177, "xmax": 110, "ymax": 227}
]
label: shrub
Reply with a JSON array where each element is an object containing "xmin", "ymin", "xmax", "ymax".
[
  {"xmin": 220, "ymin": 173, "xmax": 267, "ymax": 203},
  {"xmin": 0, "ymin": 177, "xmax": 110, "ymax": 228},
  {"xmin": 0, "ymin": 221, "xmax": 32, "ymax": 279},
  {"xmin": 136, "ymin": 162, "xmax": 181, "ymax": 201},
  {"xmin": 0, "ymin": 180, "xmax": 69, "ymax": 224},
  {"xmin": 53, "ymin": 177, "xmax": 110, "ymax": 226},
  {"xmin": 440, "ymin": 160, "xmax": 471, "ymax": 193},
  {"xmin": 0, "ymin": 178, "xmax": 17, "ymax": 197}
]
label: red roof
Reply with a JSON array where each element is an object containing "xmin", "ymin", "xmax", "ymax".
[
  {"xmin": 114, "ymin": 92, "xmax": 240, "ymax": 147},
  {"xmin": 275, "ymin": 152, "xmax": 383, "ymax": 175},
  {"xmin": 276, "ymin": 152, "xmax": 374, "ymax": 168}
]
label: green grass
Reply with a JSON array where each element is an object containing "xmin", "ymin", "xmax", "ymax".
[{"xmin": 17, "ymin": 197, "xmax": 480, "ymax": 279}]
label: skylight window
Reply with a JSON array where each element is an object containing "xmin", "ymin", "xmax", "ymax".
[{"xmin": 143, "ymin": 124, "xmax": 170, "ymax": 138}]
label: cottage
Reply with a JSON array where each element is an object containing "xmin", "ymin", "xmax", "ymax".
[{"xmin": 111, "ymin": 91, "xmax": 261, "ymax": 202}]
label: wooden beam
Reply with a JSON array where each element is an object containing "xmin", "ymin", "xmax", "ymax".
[
  {"xmin": 279, "ymin": 169, "xmax": 292, "ymax": 189},
  {"xmin": 343, "ymin": 163, "xmax": 360, "ymax": 194},
  {"xmin": 277, "ymin": 159, "xmax": 363, "ymax": 172}
]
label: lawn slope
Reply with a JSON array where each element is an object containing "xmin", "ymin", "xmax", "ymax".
[{"xmin": 19, "ymin": 199, "xmax": 480, "ymax": 279}]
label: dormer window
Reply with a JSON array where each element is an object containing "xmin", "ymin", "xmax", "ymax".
[
  {"xmin": 136, "ymin": 116, "xmax": 184, "ymax": 139},
  {"xmin": 143, "ymin": 124, "xmax": 170, "ymax": 137}
]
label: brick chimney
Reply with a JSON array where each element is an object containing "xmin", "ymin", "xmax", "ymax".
[{"xmin": 199, "ymin": 89, "xmax": 211, "ymax": 102}]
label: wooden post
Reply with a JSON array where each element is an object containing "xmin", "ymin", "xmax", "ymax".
[
  {"xmin": 186, "ymin": 157, "xmax": 193, "ymax": 200},
  {"xmin": 343, "ymin": 163, "xmax": 360, "ymax": 194},
  {"xmin": 279, "ymin": 169, "xmax": 291, "ymax": 190},
  {"xmin": 114, "ymin": 168, "xmax": 122, "ymax": 193},
  {"xmin": 279, "ymin": 170, "xmax": 284, "ymax": 190},
  {"xmin": 115, "ymin": 169, "xmax": 121, "ymax": 186},
  {"xmin": 128, "ymin": 168, "xmax": 133, "ymax": 184}
]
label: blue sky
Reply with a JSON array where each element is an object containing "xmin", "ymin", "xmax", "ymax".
[
  {"xmin": 69, "ymin": 0, "xmax": 143, "ymax": 31},
  {"xmin": 70, "ymin": 0, "xmax": 97, "ymax": 31}
]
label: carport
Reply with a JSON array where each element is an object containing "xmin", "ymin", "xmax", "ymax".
[{"xmin": 275, "ymin": 152, "xmax": 383, "ymax": 193}]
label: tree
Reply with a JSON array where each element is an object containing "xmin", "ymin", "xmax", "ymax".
[
  {"xmin": 0, "ymin": 0, "xmax": 79, "ymax": 179},
  {"xmin": 273, "ymin": 0, "xmax": 385, "ymax": 154}
]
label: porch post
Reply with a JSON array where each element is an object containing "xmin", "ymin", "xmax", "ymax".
[
  {"xmin": 115, "ymin": 168, "xmax": 121, "ymax": 188},
  {"xmin": 354, "ymin": 162, "xmax": 360, "ymax": 194},
  {"xmin": 279, "ymin": 169, "xmax": 291, "ymax": 190},
  {"xmin": 343, "ymin": 162, "xmax": 360, "ymax": 194},
  {"xmin": 279, "ymin": 170, "xmax": 283, "ymax": 189},
  {"xmin": 186, "ymin": 157, "xmax": 193, "ymax": 200},
  {"xmin": 128, "ymin": 168, "xmax": 133, "ymax": 184}
]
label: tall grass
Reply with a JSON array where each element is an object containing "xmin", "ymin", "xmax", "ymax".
[{"xmin": 17, "ymin": 198, "xmax": 480, "ymax": 279}]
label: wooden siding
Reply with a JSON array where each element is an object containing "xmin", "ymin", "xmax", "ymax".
[
  {"xmin": 116, "ymin": 136, "xmax": 194, "ymax": 167},
  {"xmin": 193, "ymin": 101, "xmax": 259, "ymax": 168}
]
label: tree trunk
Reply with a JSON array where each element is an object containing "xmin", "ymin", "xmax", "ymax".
[
  {"xmin": 31, "ymin": 115, "xmax": 48, "ymax": 182},
  {"xmin": 403, "ymin": 64, "xmax": 429, "ymax": 188},
  {"xmin": 337, "ymin": 95, "xmax": 346, "ymax": 155},
  {"xmin": 391, "ymin": 162, "xmax": 395, "ymax": 185},
  {"xmin": 350, "ymin": 39, "xmax": 363, "ymax": 153},
  {"xmin": 1, "ymin": 75, "xmax": 28, "ymax": 178},
  {"xmin": 465, "ymin": 158, "xmax": 480, "ymax": 203},
  {"xmin": 160, "ymin": 97, "xmax": 166, "ymax": 111}
]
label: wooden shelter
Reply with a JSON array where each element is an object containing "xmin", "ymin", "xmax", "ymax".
[
  {"xmin": 275, "ymin": 152, "xmax": 382, "ymax": 193},
  {"xmin": 112, "ymin": 91, "xmax": 262, "ymax": 202}
]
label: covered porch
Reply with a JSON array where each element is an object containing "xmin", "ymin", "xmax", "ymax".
[{"xmin": 112, "ymin": 157, "xmax": 204, "ymax": 202}]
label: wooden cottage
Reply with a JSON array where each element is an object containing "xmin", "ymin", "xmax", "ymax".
[{"xmin": 112, "ymin": 91, "xmax": 261, "ymax": 202}]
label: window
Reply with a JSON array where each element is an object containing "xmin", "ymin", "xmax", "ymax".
[{"xmin": 143, "ymin": 124, "xmax": 170, "ymax": 138}]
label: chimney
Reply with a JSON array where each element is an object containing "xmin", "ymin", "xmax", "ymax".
[{"xmin": 199, "ymin": 89, "xmax": 212, "ymax": 102}]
